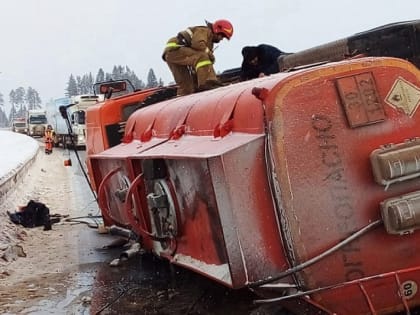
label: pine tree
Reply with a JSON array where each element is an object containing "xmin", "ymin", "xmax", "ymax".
[
  {"xmin": 66, "ymin": 74, "xmax": 78, "ymax": 97},
  {"xmin": 9, "ymin": 90, "xmax": 16, "ymax": 107},
  {"xmin": 68, "ymin": 65, "xmax": 164, "ymax": 95},
  {"xmin": 0, "ymin": 92, "xmax": 7, "ymax": 127},
  {"xmin": 124, "ymin": 67, "xmax": 144, "ymax": 90},
  {"xmin": 96, "ymin": 68, "xmax": 105, "ymax": 83},
  {"xmin": 14, "ymin": 87, "xmax": 25, "ymax": 113},
  {"xmin": 146, "ymin": 68, "xmax": 158, "ymax": 88},
  {"xmin": 77, "ymin": 74, "xmax": 93, "ymax": 95},
  {"xmin": 87, "ymin": 73, "xmax": 94, "ymax": 93},
  {"xmin": 8, "ymin": 104, "xmax": 17, "ymax": 123},
  {"xmin": 0, "ymin": 108, "xmax": 7, "ymax": 127},
  {"xmin": 112, "ymin": 65, "xmax": 124, "ymax": 80},
  {"xmin": 76, "ymin": 75, "xmax": 83, "ymax": 94},
  {"xmin": 80, "ymin": 75, "xmax": 87, "ymax": 94}
]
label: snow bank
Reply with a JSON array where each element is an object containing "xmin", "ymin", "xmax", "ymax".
[
  {"xmin": 0, "ymin": 131, "xmax": 39, "ymax": 266},
  {"xmin": 0, "ymin": 131, "xmax": 39, "ymax": 185}
]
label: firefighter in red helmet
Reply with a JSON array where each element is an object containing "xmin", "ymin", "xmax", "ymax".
[{"xmin": 163, "ymin": 19, "xmax": 233, "ymax": 96}]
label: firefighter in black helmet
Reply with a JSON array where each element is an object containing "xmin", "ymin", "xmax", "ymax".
[{"xmin": 240, "ymin": 44, "xmax": 290, "ymax": 81}]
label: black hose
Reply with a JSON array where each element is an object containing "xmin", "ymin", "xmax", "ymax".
[
  {"xmin": 63, "ymin": 214, "xmax": 103, "ymax": 228},
  {"xmin": 61, "ymin": 105, "xmax": 97, "ymax": 202},
  {"xmin": 248, "ymin": 219, "xmax": 383, "ymax": 288}
]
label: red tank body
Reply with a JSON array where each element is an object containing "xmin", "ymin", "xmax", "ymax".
[{"xmin": 86, "ymin": 56, "xmax": 420, "ymax": 314}]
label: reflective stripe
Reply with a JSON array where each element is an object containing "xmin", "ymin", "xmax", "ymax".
[
  {"xmin": 186, "ymin": 28, "xmax": 193, "ymax": 37},
  {"xmin": 195, "ymin": 60, "xmax": 212, "ymax": 70},
  {"xmin": 166, "ymin": 42, "xmax": 180, "ymax": 48}
]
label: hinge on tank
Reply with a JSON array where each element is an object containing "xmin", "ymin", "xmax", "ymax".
[
  {"xmin": 370, "ymin": 138, "xmax": 420, "ymax": 190},
  {"xmin": 381, "ymin": 190, "xmax": 420, "ymax": 235}
]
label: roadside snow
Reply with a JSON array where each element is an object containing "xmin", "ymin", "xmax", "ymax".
[
  {"xmin": 0, "ymin": 130, "xmax": 41, "ymax": 270},
  {"xmin": 0, "ymin": 130, "xmax": 39, "ymax": 184}
]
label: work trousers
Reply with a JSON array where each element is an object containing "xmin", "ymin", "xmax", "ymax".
[{"xmin": 165, "ymin": 47, "xmax": 217, "ymax": 96}]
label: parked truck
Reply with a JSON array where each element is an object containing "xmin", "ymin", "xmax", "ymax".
[
  {"xmin": 46, "ymin": 95, "xmax": 101, "ymax": 148},
  {"xmin": 11, "ymin": 117, "xmax": 28, "ymax": 134},
  {"xmin": 46, "ymin": 97, "xmax": 72, "ymax": 148},
  {"xmin": 26, "ymin": 109, "xmax": 48, "ymax": 137},
  {"xmin": 68, "ymin": 94, "xmax": 102, "ymax": 148}
]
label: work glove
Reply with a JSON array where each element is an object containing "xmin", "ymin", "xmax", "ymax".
[
  {"xmin": 205, "ymin": 48, "xmax": 215, "ymax": 63},
  {"xmin": 209, "ymin": 51, "xmax": 215, "ymax": 63}
]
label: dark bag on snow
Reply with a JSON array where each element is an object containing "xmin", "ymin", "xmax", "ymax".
[{"xmin": 7, "ymin": 200, "xmax": 52, "ymax": 231}]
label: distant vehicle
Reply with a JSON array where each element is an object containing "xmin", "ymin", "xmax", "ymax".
[
  {"xmin": 68, "ymin": 94, "xmax": 102, "ymax": 148},
  {"xmin": 12, "ymin": 117, "xmax": 28, "ymax": 134},
  {"xmin": 27, "ymin": 109, "xmax": 47, "ymax": 137},
  {"xmin": 46, "ymin": 95, "xmax": 102, "ymax": 148},
  {"xmin": 46, "ymin": 97, "xmax": 72, "ymax": 148}
]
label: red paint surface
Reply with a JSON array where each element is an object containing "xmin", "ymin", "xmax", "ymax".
[{"xmin": 87, "ymin": 57, "xmax": 420, "ymax": 313}]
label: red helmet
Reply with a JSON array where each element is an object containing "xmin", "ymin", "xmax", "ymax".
[{"xmin": 212, "ymin": 19, "xmax": 234, "ymax": 40}]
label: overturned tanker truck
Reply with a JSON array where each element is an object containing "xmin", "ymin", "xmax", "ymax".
[{"xmin": 84, "ymin": 20, "xmax": 420, "ymax": 314}]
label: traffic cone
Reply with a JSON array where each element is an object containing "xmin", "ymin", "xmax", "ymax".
[{"xmin": 63, "ymin": 150, "xmax": 72, "ymax": 166}]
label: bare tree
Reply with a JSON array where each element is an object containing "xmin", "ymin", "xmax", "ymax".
[{"xmin": 26, "ymin": 86, "xmax": 42, "ymax": 110}]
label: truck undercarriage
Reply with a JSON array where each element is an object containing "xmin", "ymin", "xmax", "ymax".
[{"xmin": 83, "ymin": 20, "xmax": 420, "ymax": 314}]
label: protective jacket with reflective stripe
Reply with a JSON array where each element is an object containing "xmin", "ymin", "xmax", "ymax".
[
  {"xmin": 162, "ymin": 25, "xmax": 217, "ymax": 96},
  {"xmin": 163, "ymin": 26, "xmax": 214, "ymax": 55}
]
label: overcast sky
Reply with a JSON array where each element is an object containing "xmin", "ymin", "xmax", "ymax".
[{"xmin": 0, "ymin": 0, "xmax": 419, "ymax": 112}]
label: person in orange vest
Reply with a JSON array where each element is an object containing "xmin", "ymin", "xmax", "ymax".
[
  {"xmin": 44, "ymin": 125, "xmax": 55, "ymax": 154},
  {"xmin": 162, "ymin": 19, "xmax": 233, "ymax": 96}
]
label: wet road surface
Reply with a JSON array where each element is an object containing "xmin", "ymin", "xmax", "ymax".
[
  {"xmin": 1, "ymin": 147, "xmax": 270, "ymax": 315},
  {"xmin": 88, "ymin": 253, "xmax": 262, "ymax": 315},
  {"xmin": 3, "ymin": 230, "xmax": 265, "ymax": 315}
]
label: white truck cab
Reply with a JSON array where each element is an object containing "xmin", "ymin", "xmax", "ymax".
[
  {"xmin": 27, "ymin": 109, "xmax": 48, "ymax": 137},
  {"xmin": 69, "ymin": 95, "xmax": 102, "ymax": 147}
]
